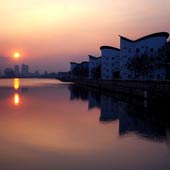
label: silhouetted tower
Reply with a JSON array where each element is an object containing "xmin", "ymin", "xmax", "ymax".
[
  {"xmin": 14, "ymin": 65, "xmax": 20, "ymax": 76},
  {"xmin": 21, "ymin": 64, "xmax": 29, "ymax": 77}
]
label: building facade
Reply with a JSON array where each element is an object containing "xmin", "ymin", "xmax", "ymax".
[
  {"xmin": 70, "ymin": 62, "xmax": 78, "ymax": 80},
  {"xmin": 120, "ymin": 32, "xmax": 169, "ymax": 80},
  {"xmin": 21, "ymin": 64, "xmax": 29, "ymax": 77},
  {"xmin": 100, "ymin": 46, "xmax": 120, "ymax": 80},
  {"xmin": 70, "ymin": 61, "xmax": 89, "ymax": 80},
  {"xmin": 88, "ymin": 55, "xmax": 101, "ymax": 79},
  {"xmin": 79, "ymin": 61, "xmax": 89, "ymax": 79},
  {"xmin": 14, "ymin": 65, "xmax": 20, "ymax": 76}
]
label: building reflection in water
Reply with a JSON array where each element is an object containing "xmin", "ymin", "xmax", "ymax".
[
  {"xmin": 100, "ymin": 95, "xmax": 119, "ymax": 122},
  {"xmin": 68, "ymin": 84, "xmax": 170, "ymax": 144},
  {"xmin": 69, "ymin": 84, "xmax": 89, "ymax": 101},
  {"xmin": 88, "ymin": 91, "xmax": 100, "ymax": 109},
  {"xmin": 68, "ymin": 84, "xmax": 100, "ymax": 109}
]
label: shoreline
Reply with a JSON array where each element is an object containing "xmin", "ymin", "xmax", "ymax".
[{"xmin": 66, "ymin": 79, "xmax": 170, "ymax": 99}]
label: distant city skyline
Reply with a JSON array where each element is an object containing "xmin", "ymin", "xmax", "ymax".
[{"xmin": 0, "ymin": 0, "xmax": 170, "ymax": 72}]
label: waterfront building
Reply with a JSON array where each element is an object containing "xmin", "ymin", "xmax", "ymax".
[
  {"xmin": 79, "ymin": 61, "xmax": 89, "ymax": 79},
  {"xmin": 88, "ymin": 55, "xmax": 101, "ymax": 79},
  {"xmin": 120, "ymin": 32, "xmax": 169, "ymax": 80},
  {"xmin": 70, "ymin": 61, "xmax": 89, "ymax": 80},
  {"xmin": 100, "ymin": 46, "xmax": 120, "ymax": 80},
  {"xmin": 21, "ymin": 64, "xmax": 29, "ymax": 77},
  {"xmin": 70, "ymin": 62, "xmax": 79, "ymax": 80},
  {"xmin": 14, "ymin": 65, "xmax": 20, "ymax": 76}
]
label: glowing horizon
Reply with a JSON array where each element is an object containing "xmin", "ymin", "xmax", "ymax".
[{"xmin": 0, "ymin": 0, "xmax": 170, "ymax": 72}]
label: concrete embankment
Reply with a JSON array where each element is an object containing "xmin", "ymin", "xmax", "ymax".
[{"xmin": 74, "ymin": 79, "xmax": 170, "ymax": 99}]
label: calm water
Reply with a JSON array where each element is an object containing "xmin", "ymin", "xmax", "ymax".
[{"xmin": 0, "ymin": 78, "xmax": 169, "ymax": 170}]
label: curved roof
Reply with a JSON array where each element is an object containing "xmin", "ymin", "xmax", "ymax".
[
  {"xmin": 81, "ymin": 61, "xmax": 89, "ymax": 64},
  {"xmin": 120, "ymin": 32, "xmax": 169, "ymax": 43},
  {"xmin": 70, "ymin": 62, "xmax": 78, "ymax": 65},
  {"xmin": 88, "ymin": 55, "xmax": 101, "ymax": 60},
  {"xmin": 100, "ymin": 46, "xmax": 120, "ymax": 51}
]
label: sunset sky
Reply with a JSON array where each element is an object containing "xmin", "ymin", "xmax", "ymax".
[{"xmin": 0, "ymin": 0, "xmax": 170, "ymax": 72}]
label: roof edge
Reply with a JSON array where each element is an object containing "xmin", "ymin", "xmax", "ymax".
[
  {"xmin": 100, "ymin": 46, "xmax": 120, "ymax": 51},
  {"xmin": 70, "ymin": 62, "xmax": 78, "ymax": 65},
  {"xmin": 120, "ymin": 32, "xmax": 169, "ymax": 43},
  {"xmin": 88, "ymin": 55, "xmax": 101, "ymax": 60}
]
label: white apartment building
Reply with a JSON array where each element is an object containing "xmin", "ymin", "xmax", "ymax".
[
  {"xmin": 70, "ymin": 61, "xmax": 89, "ymax": 80},
  {"xmin": 100, "ymin": 46, "xmax": 120, "ymax": 80},
  {"xmin": 70, "ymin": 62, "xmax": 78, "ymax": 80},
  {"xmin": 88, "ymin": 55, "xmax": 101, "ymax": 79},
  {"xmin": 120, "ymin": 32, "xmax": 169, "ymax": 80}
]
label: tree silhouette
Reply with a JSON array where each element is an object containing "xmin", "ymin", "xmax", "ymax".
[
  {"xmin": 127, "ymin": 53, "xmax": 152, "ymax": 79},
  {"xmin": 156, "ymin": 42, "xmax": 170, "ymax": 79}
]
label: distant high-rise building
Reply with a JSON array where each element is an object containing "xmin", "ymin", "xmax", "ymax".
[
  {"xmin": 21, "ymin": 64, "xmax": 29, "ymax": 77},
  {"xmin": 14, "ymin": 65, "xmax": 20, "ymax": 76}
]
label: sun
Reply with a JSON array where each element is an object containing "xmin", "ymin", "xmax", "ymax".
[{"xmin": 13, "ymin": 52, "xmax": 21, "ymax": 59}]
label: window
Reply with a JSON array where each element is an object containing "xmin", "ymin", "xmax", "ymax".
[
  {"xmin": 136, "ymin": 48, "xmax": 140, "ymax": 53},
  {"xmin": 150, "ymin": 48, "xmax": 154, "ymax": 52}
]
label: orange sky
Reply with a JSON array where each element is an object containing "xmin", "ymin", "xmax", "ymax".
[{"xmin": 0, "ymin": 0, "xmax": 170, "ymax": 72}]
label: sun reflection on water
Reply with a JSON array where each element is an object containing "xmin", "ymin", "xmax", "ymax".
[
  {"xmin": 13, "ymin": 78, "xmax": 20, "ymax": 106},
  {"xmin": 14, "ymin": 78, "xmax": 20, "ymax": 90},
  {"xmin": 14, "ymin": 93, "xmax": 20, "ymax": 106}
]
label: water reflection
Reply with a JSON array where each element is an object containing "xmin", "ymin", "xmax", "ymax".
[
  {"xmin": 68, "ymin": 84, "xmax": 170, "ymax": 143},
  {"xmin": 13, "ymin": 78, "xmax": 21, "ymax": 106},
  {"xmin": 0, "ymin": 79, "xmax": 169, "ymax": 170},
  {"xmin": 69, "ymin": 85, "xmax": 100, "ymax": 109},
  {"xmin": 118, "ymin": 101, "xmax": 167, "ymax": 141},
  {"xmin": 100, "ymin": 96, "xmax": 119, "ymax": 122},
  {"xmin": 14, "ymin": 78, "xmax": 20, "ymax": 90},
  {"xmin": 14, "ymin": 93, "xmax": 20, "ymax": 106}
]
